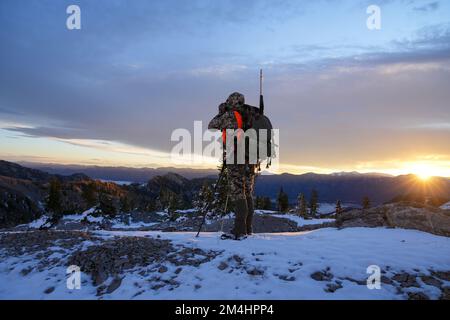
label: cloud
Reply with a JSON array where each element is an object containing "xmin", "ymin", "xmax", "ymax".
[
  {"xmin": 409, "ymin": 123, "xmax": 450, "ymax": 130},
  {"xmin": 188, "ymin": 65, "xmax": 249, "ymax": 77},
  {"xmin": 1, "ymin": 1, "xmax": 449, "ymax": 171},
  {"xmin": 413, "ymin": 1, "xmax": 440, "ymax": 12}
]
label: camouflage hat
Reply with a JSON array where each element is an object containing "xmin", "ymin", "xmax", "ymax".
[{"xmin": 226, "ymin": 92, "xmax": 245, "ymax": 108}]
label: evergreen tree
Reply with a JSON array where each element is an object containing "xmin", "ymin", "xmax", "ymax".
[
  {"xmin": 335, "ymin": 199, "xmax": 343, "ymax": 216},
  {"xmin": 82, "ymin": 182, "xmax": 97, "ymax": 208},
  {"xmin": 97, "ymin": 193, "xmax": 117, "ymax": 217},
  {"xmin": 256, "ymin": 196, "xmax": 272, "ymax": 210},
  {"xmin": 309, "ymin": 189, "xmax": 319, "ymax": 217},
  {"xmin": 46, "ymin": 178, "xmax": 62, "ymax": 214},
  {"xmin": 158, "ymin": 187, "xmax": 171, "ymax": 210},
  {"xmin": 263, "ymin": 197, "xmax": 272, "ymax": 210},
  {"xmin": 214, "ymin": 164, "xmax": 231, "ymax": 215},
  {"xmin": 362, "ymin": 196, "xmax": 371, "ymax": 210},
  {"xmin": 194, "ymin": 181, "xmax": 214, "ymax": 211},
  {"xmin": 255, "ymin": 196, "xmax": 264, "ymax": 209},
  {"xmin": 120, "ymin": 196, "xmax": 132, "ymax": 212},
  {"xmin": 277, "ymin": 187, "xmax": 289, "ymax": 212},
  {"xmin": 297, "ymin": 193, "xmax": 308, "ymax": 217},
  {"xmin": 168, "ymin": 193, "xmax": 181, "ymax": 219}
]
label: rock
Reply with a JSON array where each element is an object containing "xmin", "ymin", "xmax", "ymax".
[
  {"xmin": 174, "ymin": 267, "xmax": 182, "ymax": 274},
  {"xmin": 66, "ymin": 236, "xmax": 220, "ymax": 288},
  {"xmin": 392, "ymin": 272, "xmax": 420, "ymax": 288},
  {"xmin": 218, "ymin": 262, "xmax": 228, "ymax": 271},
  {"xmin": 151, "ymin": 284, "xmax": 165, "ymax": 290},
  {"xmin": 408, "ymin": 292, "xmax": 429, "ymax": 300},
  {"xmin": 158, "ymin": 266, "xmax": 168, "ymax": 273},
  {"xmin": 325, "ymin": 282, "xmax": 343, "ymax": 293},
  {"xmin": 96, "ymin": 285, "xmax": 106, "ymax": 296},
  {"xmin": 392, "ymin": 273, "xmax": 408, "ymax": 282},
  {"xmin": 278, "ymin": 275, "xmax": 295, "ymax": 281},
  {"xmin": 93, "ymin": 271, "xmax": 108, "ymax": 286},
  {"xmin": 106, "ymin": 277, "xmax": 122, "ymax": 294},
  {"xmin": 336, "ymin": 203, "xmax": 450, "ymax": 237},
  {"xmin": 20, "ymin": 267, "xmax": 33, "ymax": 276},
  {"xmin": 311, "ymin": 270, "xmax": 333, "ymax": 282},
  {"xmin": 381, "ymin": 276, "xmax": 394, "ymax": 285},
  {"xmin": 247, "ymin": 268, "xmax": 264, "ymax": 276},
  {"xmin": 420, "ymin": 275, "xmax": 442, "ymax": 288},
  {"xmin": 431, "ymin": 271, "xmax": 450, "ymax": 282},
  {"xmin": 44, "ymin": 287, "xmax": 55, "ymax": 294},
  {"xmin": 342, "ymin": 277, "xmax": 366, "ymax": 286},
  {"xmin": 232, "ymin": 255, "xmax": 243, "ymax": 264},
  {"xmin": 440, "ymin": 287, "xmax": 450, "ymax": 300}
]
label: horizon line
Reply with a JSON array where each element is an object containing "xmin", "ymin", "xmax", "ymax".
[{"xmin": 4, "ymin": 159, "xmax": 450, "ymax": 179}]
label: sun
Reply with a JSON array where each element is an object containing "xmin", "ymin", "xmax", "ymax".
[
  {"xmin": 409, "ymin": 163, "xmax": 436, "ymax": 181},
  {"xmin": 416, "ymin": 172, "xmax": 431, "ymax": 181}
]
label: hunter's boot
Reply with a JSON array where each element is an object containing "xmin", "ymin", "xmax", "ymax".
[
  {"xmin": 232, "ymin": 198, "xmax": 248, "ymax": 239},
  {"xmin": 246, "ymin": 196, "xmax": 254, "ymax": 235}
]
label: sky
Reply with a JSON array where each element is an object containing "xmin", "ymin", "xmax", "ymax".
[{"xmin": 0, "ymin": 0, "xmax": 449, "ymax": 177}]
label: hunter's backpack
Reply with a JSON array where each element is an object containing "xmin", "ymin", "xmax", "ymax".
[{"xmin": 242, "ymin": 104, "xmax": 275, "ymax": 167}]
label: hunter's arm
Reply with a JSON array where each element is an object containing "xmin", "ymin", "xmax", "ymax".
[{"xmin": 208, "ymin": 111, "xmax": 237, "ymax": 130}]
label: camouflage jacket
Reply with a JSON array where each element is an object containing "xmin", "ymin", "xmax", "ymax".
[
  {"xmin": 208, "ymin": 101, "xmax": 252, "ymax": 130},
  {"xmin": 208, "ymin": 110, "xmax": 239, "ymax": 131}
]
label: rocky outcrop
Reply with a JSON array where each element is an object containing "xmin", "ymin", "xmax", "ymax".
[{"xmin": 336, "ymin": 203, "xmax": 450, "ymax": 237}]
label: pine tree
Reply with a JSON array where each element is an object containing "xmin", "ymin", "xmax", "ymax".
[
  {"xmin": 158, "ymin": 187, "xmax": 171, "ymax": 211},
  {"xmin": 120, "ymin": 196, "xmax": 132, "ymax": 212},
  {"xmin": 194, "ymin": 181, "xmax": 214, "ymax": 211},
  {"xmin": 98, "ymin": 193, "xmax": 117, "ymax": 218},
  {"xmin": 255, "ymin": 196, "xmax": 263, "ymax": 209},
  {"xmin": 82, "ymin": 182, "xmax": 97, "ymax": 208},
  {"xmin": 277, "ymin": 187, "xmax": 289, "ymax": 212},
  {"xmin": 256, "ymin": 196, "xmax": 272, "ymax": 210},
  {"xmin": 309, "ymin": 189, "xmax": 319, "ymax": 217},
  {"xmin": 297, "ymin": 193, "xmax": 308, "ymax": 217},
  {"xmin": 46, "ymin": 178, "xmax": 62, "ymax": 214},
  {"xmin": 214, "ymin": 164, "xmax": 230, "ymax": 215},
  {"xmin": 362, "ymin": 196, "xmax": 370, "ymax": 210},
  {"xmin": 263, "ymin": 197, "xmax": 272, "ymax": 210},
  {"xmin": 168, "ymin": 193, "xmax": 181, "ymax": 219},
  {"xmin": 335, "ymin": 199, "xmax": 343, "ymax": 216}
]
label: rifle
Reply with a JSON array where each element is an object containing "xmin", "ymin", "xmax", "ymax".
[{"xmin": 259, "ymin": 69, "xmax": 264, "ymax": 115}]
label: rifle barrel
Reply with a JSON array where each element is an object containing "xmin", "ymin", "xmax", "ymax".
[{"xmin": 259, "ymin": 69, "xmax": 264, "ymax": 115}]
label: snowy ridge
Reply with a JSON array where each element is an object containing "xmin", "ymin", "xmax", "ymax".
[{"xmin": 0, "ymin": 228, "xmax": 449, "ymax": 299}]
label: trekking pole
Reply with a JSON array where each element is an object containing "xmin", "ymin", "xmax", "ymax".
[{"xmin": 195, "ymin": 163, "xmax": 227, "ymax": 237}]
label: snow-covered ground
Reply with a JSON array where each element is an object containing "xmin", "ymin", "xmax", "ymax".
[
  {"xmin": 19, "ymin": 208, "xmax": 160, "ymax": 230},
  {"xmin": 1, "ymin": 227, "xmax": 449, "ymax": 300},
  {"xmin": 441, "ymin": 201, "xmax": 450, "ymax": 210},
  {"xmin": 256, "ymin": 210, "xmax": 334, "ymax": 226},
  {"xmin": 272, "ymin": 215, "xmax": 334, "ymax": 226}
]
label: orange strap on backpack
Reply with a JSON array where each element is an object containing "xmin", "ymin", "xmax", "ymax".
[{"xmin": 222, "ymin": 110, "xmax": 243, "ymax": 143}]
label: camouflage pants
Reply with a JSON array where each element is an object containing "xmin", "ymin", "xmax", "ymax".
[{"xmin": 227, "ymin": 164, "xmax": 256, "ymax": 200}]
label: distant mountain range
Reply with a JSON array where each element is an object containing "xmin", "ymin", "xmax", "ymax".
[
  {"xmin": 1, "ymin": 160, "xmax": 449, "ymax": 228},
  {"xmin": 20, "ymin": 162, "xmax": 217, "ymax": 182},
  {"xmin": 255, "ymin": 172, "xmax": 450, "ymax": 205},
  {"xmin": 13, "ymin": 161, "xmax": 450, "ymax": 205}
]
